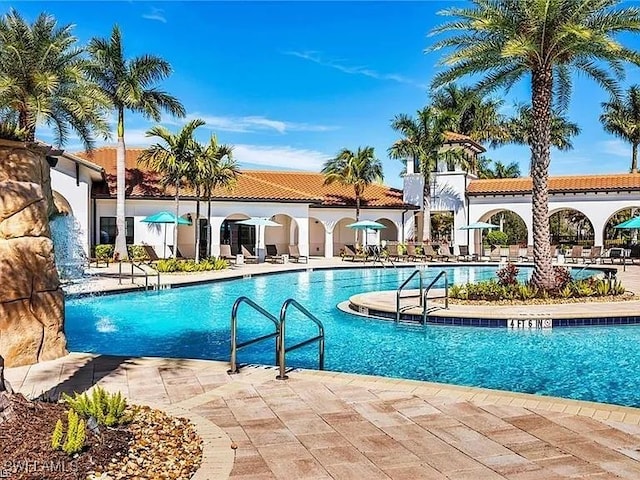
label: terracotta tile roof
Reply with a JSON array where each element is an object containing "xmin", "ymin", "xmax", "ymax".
[
  {"xmin": 443, "ymin": 131, "xmax": 486, "ymax": 152},
  {"xmin": 467, "ymin": 174, "xmax": 640, "ymax": 195},
  {"xmin": 77, "ymin": 147, "xmax": 412, "ymax": 209}
]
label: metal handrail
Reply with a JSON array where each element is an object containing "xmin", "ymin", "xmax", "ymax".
[
  {"xmin": 116, "ymin": 261, "xmax": 159, "ymax": 291},
  {"xmin": 229, "ymin": 296, "xmax": 280, "ymax": 374},
  {"xmin": 395, "ymin": 268, "xmax": 423, "ymax": 322},
  {"xmin": 422, "ymin": 270, "xmax": 449, "ymax": 325},
  {"xmin": 277, "ymin": 298, "xmax": 325, "ymax": 380}
]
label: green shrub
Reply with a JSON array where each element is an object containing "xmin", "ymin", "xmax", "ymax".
[
  {"xmin": 518, "ymin": 284, "xmax": 537, "ymax": 300},
  {"xmin": 485, "ymin": 231, "xmax": 508, "ymax": 247},
  {"xmin": 94, "ymin": 244, "xmax": 114, "ymax": 259},
  {"xmin": 398, "ymin": 243, "xmax": 407, "ymax": 255},
  {"xmin": 62, "ymin": 386, "xmax": 128, "ymax": 427},
  {"xmin": 51, "ymin": 410, "xmax": 85, "ymax": 455},
  {"xmin": 153, "ymin": 257, "xmax": 229, "ymax": 273},
  {"xmin": 496, "ymin": 263, "xmax": 519, "ymax": 286},
  {"xmin": 128, "ymin": 245, "xmax": 150, "ymax": 262}
]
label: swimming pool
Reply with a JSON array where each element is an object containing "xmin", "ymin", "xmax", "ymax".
[{"xmin": 65, "ymin": 265, "xmax": 640, "ymax": 407}]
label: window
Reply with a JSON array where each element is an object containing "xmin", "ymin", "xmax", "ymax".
[{"xmin": 99, "ymin": 217, "xmax": 134, "ymax": 245}]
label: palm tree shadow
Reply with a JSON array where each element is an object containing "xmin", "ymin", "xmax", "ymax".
[{"xmin": 39, "ymin": 355, "xmax": 132, "ymax": 401}]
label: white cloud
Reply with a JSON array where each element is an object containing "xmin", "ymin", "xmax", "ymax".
[
  {"xmin": 233, "ymin": 144, "xmax": 331, "ymax": 171},
  {"xmin": 169, "ymin": 113, "xmax": 337, "ymax": 134},
  {"xmin": 283, "ymin": 50, "xmax": 428, "ymax": 89},
  {"xmin": 142, "ymin": 8, "xmax": 167, "ymax": 23},
  {"xmin": 598, "ymin": 139, "xmax": 630, "ymax": 158}
]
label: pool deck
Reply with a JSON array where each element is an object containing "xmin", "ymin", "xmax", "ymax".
[
  {"xmin": 41, "ymin": 260, "xmax": 640, "ymax": 478},
  {"xmin": 8, "ymin": 353, "xmax": 640, "ymax": 480}
]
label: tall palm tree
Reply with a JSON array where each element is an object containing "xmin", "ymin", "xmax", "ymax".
[
  {"xmin": 194, "ymin": 135, "xmax": 237, "ymax": 260},
  {"xmin": 138, "ymin": 119, "xmax": 204, "ymax": 259},
  {"xmin": 496, "ymin": 104, "xmax": 581, "ymax": 155},
  {"xmin": 388, "ymin": 107, "xmax": 457, "ymax": 240},
  {"xmin": 0, "ymin": 9, "xmax": 109, "ymax": 148},
  {"xmin": 601, "ymin": 85, "xmax": 640, "ymax": 173},
  {"xmin": 431, "ymin": 83, "xmax": 506, "ymax": 143},
  {"xmin": 87, "ymin": 26, "xmax": 185, "ymax": 259},
  {"xmin": 430, "ymin": 0, "xmax": 640, "ymax": 290},
  {"xmin": 477, "ymin": 158, "xmax": 521, "ymax": 179},
  {"xmin": 322, "ymin": 146, "xmax": 383, "ymax": 224}
]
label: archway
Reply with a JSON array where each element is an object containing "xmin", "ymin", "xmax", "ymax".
[
  {"xmin": 308, "ymin": 217, "xmax": 326, "ymax": 256},
  {"xmin": 549, "ymin": 208, "xmax": 594, "ymax": 247},
  {"xmin": 333, "ymin": 217, "xmax": 356, "ymax": 256},
  {"xmin": 477, "ymin": 209, "xmax": 529, "ymax": 255},
  {"xmin": 375, "ymin": 218, "xmax": 398, "ymax": 243},
  {"xmin": 603, "ymin": 207, "xmax": 640, "ymax": 249},
  {"xmin": 220, "ymin": 213, "xmax": 251, "ymax": 255},
  {"xmin": 264, "ymin": 213, "xmax": 298, "ymax": 255},
  {"xmin": 52, "ymin": 190, "xmax": 73, "ymax": 216}
]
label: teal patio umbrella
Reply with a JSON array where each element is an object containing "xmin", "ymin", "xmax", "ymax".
[
  {"xmin": 347, "ymin": 220, "xmax": 387, "ymax": 246},
  {"xmin": 459, "ymin": 221, "xmax": 498, "ymax": 257},
  {"xmin": 613, "ymin": 216, "xmax": 640, "ymax": 229},
  {"xmin": 141, "ymin": 211, "xmax": 192, "ymax": 258}
]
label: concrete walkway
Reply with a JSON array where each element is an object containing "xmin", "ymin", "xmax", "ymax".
[{"xmin": 8, "ymin": 353, "xmax": 640, "ymax": 479}]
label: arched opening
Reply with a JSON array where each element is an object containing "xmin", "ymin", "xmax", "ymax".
[
  {"xmin": 264, "ymin": 213, "xmax": 298, "ymax": 255},
  {"xmin": 476, "ymin": 209, "xmax": 528, "ymax": 255},
  {"xmin": 603, "ymin": 207, "xmax": 640, "ymax": 250},
  {"xmin": 220, "ymin": 213, "xmax": 251, "ymax": 255},
  {"xmin": 52, "ymin": 190, "xmax": 73, "ymax": 216},
  {"xmin": 549, "ymin": 208, "xmax": 594, "ymax": 247},
  {"xmin": 308, "ymin": 217, "xmax": 326, "ymax": 256},
  {"xmin": 430, "ymin": 212, "xmax": 454, "ymax": 243},
  {"xmin": 333, "ymin": 217, "xmax": 356, "ymax": 255},
  {"xmin": 375, "ymin": 218, "xmax": 398, "ymax": 243}
]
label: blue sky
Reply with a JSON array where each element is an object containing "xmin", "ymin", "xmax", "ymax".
[{"xmin": 9, "ymin": 1, "xmax": 640, "ymax": 188}]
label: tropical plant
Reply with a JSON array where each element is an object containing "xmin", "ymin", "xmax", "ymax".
[
  {"xmin": 601, "ymin": 85, "xmax": 640, "ymax": 173},
  {"xmin": 496, "ymin": 262, "xmax": 519, "ymax": 286},
  {"xmin": 485, "ymin": 230, "xmax": 508, "ymax": 247},
  {"xmin": 431, "ymin": 83, "xmax": 506, "ymax": 143},
  {"xmin": 322, "ymin": 146, "xmax": 383, "ymax": 221},
  {"xmin": 496, "ymin": 104, "xmax": 581, "ymax": 157},
  {"xmin": 193, "ymin": 135, "xmax": 237, "ymax": 259},
  {"xmin": 138, "ymin": 119, "xmax": 204, "ymax": 259},
  {"xmin": 388, "ymin": 107, "xmax": 457, "ymax": 240},
  {"xmin": 87, "ymin": 25, "xmax": 185, "ymax": 258},
  {"xmin": 430, "ymin": 0, "xmax": 640, "ymax": 290},
  {"xmin": 94, "ymin": 244, "xmax": 114, "ymax": 259},
  {"xmin": 51, "ymin": 409, "xmax": 86, "ymax": 455},
  {"xmin": 62, "ymin": 386, "xmax": 128, "ymax": 427},
  {"xmin": 477, "ymin": 157, "xmax": 521, "ymax": 179},
  {"xmin": 0, "ymin": 9, "xmax": 109, "ymax": 146}
]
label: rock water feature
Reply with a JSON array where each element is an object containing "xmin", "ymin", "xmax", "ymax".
[
  {"xmin": 50, "ymin": 214, "xmax": 87, "ymax": 281},
  {"xmin": 0, "ymin": 140, "xmax": 67, "ymax": 367}
]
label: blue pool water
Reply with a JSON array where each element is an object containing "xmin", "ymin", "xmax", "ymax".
[{"xmin": 65, "ymin": 265, "xmax": 640, "ymax": 407}]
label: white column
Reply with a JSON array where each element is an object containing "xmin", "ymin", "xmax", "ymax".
[
  {"xmin": 295, "ymin": 217, "xmax": 310, "ymax": 257},
  {"xmin": 289, "ymin": 220, "xmax": 297, "ymax": 245},
  {"xmin": 209, "ymin": 217, "xmax": 224, "ymax": 257},
  {"xmin": 322, "ymin": 220, "xmax": 336, "ymax": 258}
]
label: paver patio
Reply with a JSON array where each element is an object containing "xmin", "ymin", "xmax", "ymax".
[{"xmin": 7, "ymin": 353, "xmax": 640, "ymax": 479}]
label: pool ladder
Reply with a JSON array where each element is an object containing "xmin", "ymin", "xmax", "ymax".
[
  {"xmin": 396, "ymin": 268, "xmax": 449, "ymax": 324},
  {"xmin": 229, "ymin": 296, "xmax": 325, "ymax": 380}
]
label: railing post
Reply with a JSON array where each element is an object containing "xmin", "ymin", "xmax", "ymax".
[
  {"xmin": 276, "ymin": 310, "xmax": 288, "ymax": 380},
  {"xmin": 131, "ymin": 262, "xmax": 135, "ymax": 284},
  {"xmin": 418, "ymin": 269, "xmax": 424, "ymax": 306},
  {"xmin": 319, "ymin": 333, "xmax": 325, "ymax": 370},
  {"xmin": 118, "ymin": 261, "xmax": 122, "ymax": 285},
  {"xmin": 229, "ymin": 304, "xmax": 239, "ymax": 374},
  {"xmin": 444, "ymin": 271, "xmax": 449, "ymax": 309},
  {"xmin": 395, "ymin": 291, "xmax": 400, "ymax": 323}
]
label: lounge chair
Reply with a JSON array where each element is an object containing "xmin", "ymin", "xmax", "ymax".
[
  {"xmin": 241, "ymin": 245, "xmax": 259, "ymax": 264},
  {"xmin": 489, "ymin": 246, "xmax": 505, "ymax": 262},
  {"xmin": 508, "ymin": 245, "xmax": 521, "ymax": 262},
  {"xmin": 288, "ymin": 244, "xmax": 308, "ymax": 263},
  {"xmin": 457, "ymin": 245, "xmax": 473, "ymax": 262},
  {"xmin": 385, "ymin": 243, "xmax": 407, "ymax": 262},
  {"xmin": 602, "ymin": 247, "xmax": 625, "ymax": 264},
  {"xmin": 566, "ymin": 245, "xmax": 584, "ymax": 263},
  {"xmin": 422, "ymin": 244, "xmax": 440, "ymax": 262},
  {"xmin": 137, "ymin": 245, "xmax": 161, "ymax": 264},
  {"xmin": 438, "ymin": 245, "xmax": 456, "ymax": 262},
  {"xmin": 406, "ymin": 243, "xmax": 425, "ymax": 262},
  {"xmin": 219, "ymin": 244, "xmax": 235, "ymax": 263},
  {"xmin": 265, "ymin": 244, "xmax": 285, "ymax": 264},
  {"xmin": 168, "ymin": 245, "xmax": 186, "ymax": 259},
  {"xmin": 521, "ymin": 245, "xmax": 534, "ymax": 262},
  {"xmin": 584, "ymin": 246, "xmax": 602, "ymax": 264},
  {"xmin": 342, "ymin": 244, "xmax": 365, "ymax": 262}
]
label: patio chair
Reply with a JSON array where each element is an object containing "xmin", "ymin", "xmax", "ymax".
[
  {"xmin": 241, "ymin": 245, "xmax": 259, "ymax": 264},
  {"xmin": 422, "ymin": 244, "xmax": 440, "ymax": 262},
  {"xmin": 385, "ymin": 243, "xmax": 407, "ymax": 262},
  {"xmin": 405, "ymin": 243, "xmax": 426, "ymax": 262},
  {"xmin": 602, "ymin": 247, "xmax": 625, "ymax": 265},
  {"xmin": 438, "ymin": 245, "xmax": 456, "ymax": 262},
  {"xmin": 133, "ymin": 245, "xmax": 161, "ymax": 265},
  {"xmin": 288, "ymin": 244, "xmax": 308, "ymax": 263},
  {"xmin": 219, "ymin": 244, "xmax": 236, "ymax": 263},
  {"xmin": 457, "ymin": 245, "xmax": 473, "ymax": 262},
  {"xmin": 584, "ymin": 246, "xmax": 602, "ymax": 264},
  {"xmin": 508, "ymin": 245, "xmax": 521, "ymax": 263},
  {"xmin": 265, "ymin": 244, "xmax": 285, "ymax": 264},
  {"xmin": 342, "ymin": 244, "xmax": 366, "ymax": 262},
  {"xmin": 521, "ymin": 245, "xmax": 534, "ymax": 262},
  {"xmin": 566, "ymin": 245, "xmax": 584, "ymax": 263}
]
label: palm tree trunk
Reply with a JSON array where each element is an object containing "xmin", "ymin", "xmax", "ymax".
[
  {"xmin": 355, "ymin": 195, "xmax": 361, "ymax": 244},
  {"xmin": 195, "ymin": 196, "xmax": 201, "ymax": 263},
  {"xmin": 530, "ymin": 68, "xmax": 554, "ymax": 290},
  {"xmin": 422, "ymin": 172, "xmax": 431, "ymax": 242},
  {"xmin": 114, "ymin": 108, "xmax": 128, "ymax": 259},
  {"xmin": 207, "ymin": 196, "xmax": 212, "ymax": 258},
  {"xmin": 632, "ymin": 142, "xmax": 638, "ymax": 174},
  {"xmin": 173, "ymin": 179, "xmax": 180, "ymax": 260}
]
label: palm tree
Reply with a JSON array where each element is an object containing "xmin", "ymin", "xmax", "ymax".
[
  {"xmin": 194, "ymin": 136, "xmax": 237, "ymax": 260},
  {"xmin": 138, "ymin": 119, "xmax": 204, "ymax": 259},
  {"xmin": 601, "ymin": 85, "xmax": 640, "ymax": 173},
  {"xmin": 431, "ymin": 83, "xmax": 505, "ymax": 143},
  {"xmin": 430, "ymin": 0, "xmax": 640, "ymax": 290},
  {"xmin": 388, "ymin": 107, "xmax": 457, "ymax": 240},
  {"xmin": 322, "ymin": 146, "xmax": 383, "ymax": 224},
  {"xmin": 477, "ymin": 158, "xmax": 521, "ymax": 179},
  {"xmin": 0, "ymin": 9, "xmax": 109, "ymax": 148},
  {"xmin": 87, "ymin": 26, "xmax": 185, "ymax": 259},
  {"xmin": 496, "ymin": 104, "xmax": 581, "ymax": 155}
]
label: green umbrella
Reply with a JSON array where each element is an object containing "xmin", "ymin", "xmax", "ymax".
[{"xmin": 141, "ymin": 211, "xmax": 192, "ymax": 258}]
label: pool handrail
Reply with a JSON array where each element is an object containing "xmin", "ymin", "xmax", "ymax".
[
  {"xmin": 277, "ymin": 298, "xmax": 325, "ymax": 380},
  {"xmin": 229, "ymin": 296, "xmax": 281, "ymax": 374},
  {"xmin": 422, "ymin": 270, "xmax": 449, "ymax": 325},
  {"xmin": 395, "ymin": 268, "xmax": 424, "ymax": 322}
]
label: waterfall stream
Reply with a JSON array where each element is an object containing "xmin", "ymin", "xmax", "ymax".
[{"xmin": 50, "ymin": 214, "xmax": 87, "ymax": 281}]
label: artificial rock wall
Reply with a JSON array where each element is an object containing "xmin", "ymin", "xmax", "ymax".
[{"xmin": 0, "ymin": 140, "xmax": 67, "ymax": 367}]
